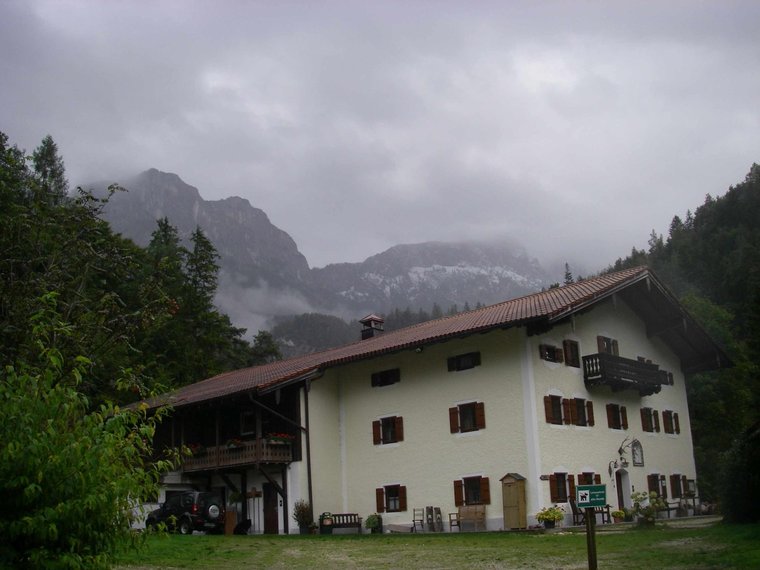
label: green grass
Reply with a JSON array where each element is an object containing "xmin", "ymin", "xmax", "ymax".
[{"xmin": 116, "ymin": 522, "xmax": 760, "ymax": 569}]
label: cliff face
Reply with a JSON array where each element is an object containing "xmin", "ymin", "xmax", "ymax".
[{"xmin": 96, "ymin": 169, "xmax": 550, "ymax": 332}]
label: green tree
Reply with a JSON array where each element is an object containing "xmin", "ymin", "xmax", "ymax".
[
  {"xmin": 32, "ymin": 134, "xmax": 68, "ymax": 203},
  {"xmin": 0, "ymin": 296, "xmax": 175, "ymax": 569},
  {"xmin": 249, "ymin": 330, "xmax": 282, "ymax": 365}
]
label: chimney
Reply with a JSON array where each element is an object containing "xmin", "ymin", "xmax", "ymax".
[{"xmin": 359, "ymin": 314, "xmax": 385, "ymax": 340}]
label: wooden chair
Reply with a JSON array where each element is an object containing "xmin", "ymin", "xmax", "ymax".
[
  {"xmin": 411, "ymin": 508, "xmax": 425, "ymax": 532},
  {"xmin": 569, "ymin": 499, "xmax": 586, "ymax": 526}
]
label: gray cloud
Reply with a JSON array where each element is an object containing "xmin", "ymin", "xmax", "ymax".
[{"xmin": 2, "ymin": 0, "xmax": 759, "ymax": 273}]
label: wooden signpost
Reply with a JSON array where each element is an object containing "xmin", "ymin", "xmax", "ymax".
[{"xmin": 576, "ymin": 484, "xmax": 606, "ymax": 570}]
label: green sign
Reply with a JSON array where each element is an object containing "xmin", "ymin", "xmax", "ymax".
[{"xmin": 576, "ymin": 484, "xmax": 606, "ymax": 508}]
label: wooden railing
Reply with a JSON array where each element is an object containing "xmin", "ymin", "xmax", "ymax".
[
  {"xmin": 583, "ymin": 353, "xmax": 670, "ymax": 396},
  {"xmin": 182, "ymin": 438, "xmax": 293, "ymax": 472}
]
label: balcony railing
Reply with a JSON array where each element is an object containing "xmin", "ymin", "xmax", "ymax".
[
  {"xmin": 182, "ymin": 438, "xmax": 293, "ymax": 473},
  {"xmin": 583, "ymin": 353, "xmax": 671, "ymax": 396}
]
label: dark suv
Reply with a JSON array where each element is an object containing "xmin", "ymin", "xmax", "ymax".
[{"xmin": 146, "ymin": 491, "xmax": 225, "ymax": 534}]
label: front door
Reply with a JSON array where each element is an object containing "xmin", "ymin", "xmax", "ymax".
[
  {"xmin": 615, "ymin": 470, "xmax": 631, "ymax": 510},
  {"xmin": 263, "ymin": 482, "xmax": 279, "ymax": 534}
]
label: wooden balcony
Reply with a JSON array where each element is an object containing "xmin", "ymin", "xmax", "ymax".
[
  {"xmin": 182, "ymin": 439, "xmax": 293, "ymax": 473},
  {"xmin": 583, "ymin": 353, "xmax": 671, "ymax": 397}
]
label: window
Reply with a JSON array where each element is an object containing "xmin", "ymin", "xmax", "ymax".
[
  {"xmin": 449, "ymin": 402, "xmax": 486, "ymax": 433},
  {"xmin": 539, "ymin": 344, "xmax": 563, "ymax": 363},
  {"xmin": 640, "ymin": 407, "xmax": 660, "ymax": 433},
  {"xmin": 647, "ymin": 473, "xmax": 668, "ymax": 499},
  {"xmin": 240, "ymin": 411, "xmax": 256, "ymax": 435},
  {"xmin": 375, "ymin": 484, "xmax": 407, "ymax": 513},
  {"xmin": 371, "ymin": 368, "xmax": 400, "ymax": 387},
  {"xmin": 453, "ymin": 476, "xmax": 491, "ymax": 506},
  {"xmin": 372, "ymin": 416, "xmax": 404, "ymax": 445},
  {"xmin": 544, "ymin": 396, "xmax": 594, "ymax": 426},
  {"xmin": 577, "ymin": 472, "xmax": 601, "ymax": 485},
  {"xmin": 606, "ymin": 403, "xmax": 628, "ymax": 430},
  {"xmin": 447, "ymin": 351, "xmax": 481, "ymax": 372},
  {"xmin": 549, "ymin": 473, "xmax": 571, "ymax": 503},
  {"xmin": 563, "ymin": 340, "xmax": 580, "ymax": 368},
  {"xmin": 670, "ymin": 474, "xmax": 688, "ymax": 499},
  {"xmin": 662, "ymin": 410, "xmax": 680, "ymax": 434},
  {"xmin": 597, "ymin": 336, "xmax": 619, "ymax": 355}
]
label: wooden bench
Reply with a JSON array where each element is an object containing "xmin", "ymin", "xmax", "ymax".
[
  {"xmin": 448, "ymin": 505, "xmax": 486, "ymax": 531},
  {"xmin": 324, "ymin": 513, "xmax": 363, "ymax": 533},
  {"xmin": 570, "ymin": 499, "xmax": 611, "ymax": 525}
]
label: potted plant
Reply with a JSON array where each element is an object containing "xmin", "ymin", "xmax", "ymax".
[
  {"xmin": 364, "ymin": 513, "xmax": 383, "ymax": 534},
  {"xmin": 611, "ymin": 509, "xmax": 626, "ymax": 523},
  {"xmin": 292, "ymin": 499, "xmax": 313, "ymax": 535},
  {"xmin": 536, "ymin": 505, "xmax": 565, "ymax": 529},
  {"xmin": 631, "ymin": 491, "xmax": 666, "ymax": 526}
]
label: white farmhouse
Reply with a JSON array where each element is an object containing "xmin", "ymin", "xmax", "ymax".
[{"xmin": 149, "ymin": 266, "xmax": 730, "ymax": 533}]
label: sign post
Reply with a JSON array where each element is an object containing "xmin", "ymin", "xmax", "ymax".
[{"xmin": 576, "ymin": 484, "xmax": 606, "ymax": 570}]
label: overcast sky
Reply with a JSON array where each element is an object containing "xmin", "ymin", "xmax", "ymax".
[{"xmin": 2, "ymin": 1, "xmax": 759, "ymax": 273}]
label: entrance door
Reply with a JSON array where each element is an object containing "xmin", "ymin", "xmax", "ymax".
[
  {"xmin": 501, "ymin": 476, "xmax": 527, "ymax": 529},
  {"xmin": 615, "ymin": 470, "xmax": 631, "ymax": 510},
  {"xmin": 263, "ymin": 483, "xmax": 279, "ymax": 534}
]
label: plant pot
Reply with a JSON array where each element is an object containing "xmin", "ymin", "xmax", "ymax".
[
  {"xmin": 613, "ymin": 516, "xmax": 624, "ymax": 524},
  {"xmin": 299, "ymin": 525, "xmax": 310, "ymax": 535},
  {"xmin": 544, "ymin": 520, "xmax": 556, "ymax": 529}
]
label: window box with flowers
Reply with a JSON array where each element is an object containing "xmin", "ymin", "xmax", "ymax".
[
  {"xmin": 267, "ymin": 432, "xmax": 295, "ymax": 445},
  {"xmin": 226, "ymin": 438, "xmax": 245, "ymax": 449},
  {"xmin": 187, "ymin": 443, "xmax": 206, "ymax": 455},
  {"xmin": 536, "ymin": 505, "xmax": 565, "ymax": 529}
]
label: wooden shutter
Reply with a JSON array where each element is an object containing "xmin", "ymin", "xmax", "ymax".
[
  {"xmin": 395, "ymin": 416, "xmax": 404, "ymax": 442},
  {"xmin": 453, "ymin": 480, "xmax": 464, "ymax": 507},
  {"xmin": 597, "ymin": 336, "xmax": 606, "ymax": 353},
  {"xmin": 612, "ymin": 339, "xmax": 619, "ymax": 355},
  {"xmin": 577, "ymin": 473, "xmax": 589, "ymax": 485},
  {"xmin": 480, "ymin": 477, "xmax": 491, "ymax": 504},
  {"xmin": 653, "ymin": 410, "xmax": 660, "ymax": 433},
  {"xmin": 549, "ymin": 474, "xmax": 559, "ymax": 503},
  {"xmin": 544, "ymin": 396, "xmax": 554, "ymax": 424},
  {"xmin": 475, "ymin": 402, "xmax": 486, "ymax": 430},
  {"xmin": 640, "ymin": 408, "xmax": 650, "ymax": 432},
  {"xmin": 562, "ymin": 398, "xmax": 573, "ymax": 425},
  {"xmin": 621, "ymin": 406, "xmax": 628, "ymax": 430},
  {"xmin": 606, "ymin": 404, "xmax": 615, "ymax": 428},
  {"xmin": 449, "ymin": 407, "xmax": 460, "ymax": 433},
  {"xmin": 647, "ymin": 474, "xmax": 659, "ymax": 494},
  {"xmin": 399, "ymin": 485, "xmax": 408, "ymax": 511},
  {"xmin": 586, "ymin": 401, "xmax": 595, "ymax": 426},
  {"xmin": 674, "ymin": 412, "xmax": 680, "ymax": 434},
  {"xmin": 670, "ymin": 474, "xmax": 681, "ymax": 498},
  {"xmin": 663, "ymin": 410, "xmax": 673, "ymax": 434},
  {"xmin": 567, "ymin": 474, "xmax": 575, "ymax": 502},
  {"xmin": 554, "ymin": 347, "xmax": 564, "ymax": 363},
  {"xmin": 659, "ymin": 475, "xmax": 668, "ymax": 499},
  {"xmin": 594, "ymin": 474, "xmax": 601, "ymax": 484},
  {"xmin": 376, "ymin": 487, "xmax": 385, "ymax": 513},
  {"xmin": 372, "ymin": 420, "xmax": 382, "ymax": 445},
  {"xmin": 682, "ymin": 475, "xmax": 688, "ymax": 495}
]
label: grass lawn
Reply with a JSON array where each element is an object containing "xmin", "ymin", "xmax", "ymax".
[{"xmin": 116, "ymin": 521, "xmax": 760, "ymax": 569}]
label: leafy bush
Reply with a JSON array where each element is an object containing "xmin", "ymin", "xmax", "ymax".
[{"xmin": 0, "ymin": 299, "xmax": 175, "ymax": 568}]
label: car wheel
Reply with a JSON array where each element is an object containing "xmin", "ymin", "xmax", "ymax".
[{"xmin": 178, "ymin": 517, "xmax": 193, "ymax": 535}]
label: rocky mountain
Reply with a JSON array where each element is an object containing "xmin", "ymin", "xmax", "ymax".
[{"xmin": 94, "ymin": 169, "xmax": 551, "ymax": 336}]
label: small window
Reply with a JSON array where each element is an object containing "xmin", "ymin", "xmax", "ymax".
[
  {"xmin": 375, "ymin": 484, "xmax": 407, "ymax": 513},
  {"xmin": 670, "ymin": 474, "xmax": 687, "ymax": 499},
  {"xmin": 597, "ymin": 336, "xmax": 619, "ymax": 355},
  {"xmin": 240, "ymin": 411, "xmax": 256, "ymax": 435},
  {"xmin": 539, "ymin": 344, "xmax": 564, "ymax": 363},
  {"xmin": 453, "ymin": 476, "xmax": 491, "ymax": 506},
  {"xmin": 549, "ymin": 473, "xmax": 569, "ymax": 503},
  {"xmin": 371, "ymin": 368, "xmax": 401, "ymax": 387},
  {"xmin": 577, "ymin": 472, "xmax": 601, "ymax": 485},
  {"xmin": 544, "ymin": 396, "xmax": 594, "ymax": 427},
  {"xmin": 647, "ymin": 473, "xmax": 668, "ymax": 499},
  {"xmin": 574, "ymin": 398, "xmax": 588, "ymax": 426},
  {"xmin": 563, "ymin": 340, "xmax": 580, "ymax": 367},
  {"xmin": 372, "ymin": 416, "xmax": 404, "ymax": 445},
  {"xmin": 662, "ymin": 410, "xmax": 680, "ymax": 434},
  {"xmin": 449, "ymin": 402, "xmax": 486, "ymax": 433},
  {"xmin": 640, "ymin": 407, "xmax": 660, "ymax": 433},
  {"xmin": 606, "ymin": 403, "xmax": 628, "ymax": 430},
  {"xmin": 447, "ymin": 352, "xmax": 481, "ymax": 372}
]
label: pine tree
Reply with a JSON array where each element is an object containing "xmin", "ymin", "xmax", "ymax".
[{"xmin": 32, "ymin": 134, "xmax": 68, "ymax": 203}]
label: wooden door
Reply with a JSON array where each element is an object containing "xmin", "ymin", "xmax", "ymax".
[
  {"xmin": 263, "ymin": 483, "xmax": 279, "ymax": 534},
  {"xmin": 502, "ymin": 479, "xmax": 527, "ymax": 529}
]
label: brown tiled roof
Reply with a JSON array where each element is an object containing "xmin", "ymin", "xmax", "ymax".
[{"xmin": 152, "ymin": 266, "xmax": 662, "ymax": 409}]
